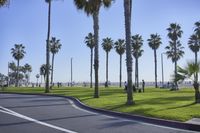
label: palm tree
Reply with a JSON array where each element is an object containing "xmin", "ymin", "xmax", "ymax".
[
  {"xmin": 40, "ymin": 64, "xmax": 51, "ymax": 83},
  {"xmin": 74, "ymin": 0, "xmax": 113, "ymax": 98},
  {"xmin": 102, "ymin": 37, "xmax": 113, "ymax": 87},
  {"xmin": 176, "ymin": 62, "xmax": 200, "ymax": 103},
  {"xmin": 11, "ymin": 44, "xmax": 26, "ymax": 87},
  {"xmin": 8, "ymin": 62, "xmax": 17, "ymax": 85},
  {"xmin": 124, "ymin": 0, "xmax": 134, "ymax": 105},
  {"xmin": 114, "ymin": 39, "xmax": 125, "ymax": 87},
  {"xmin": 45, "ymin": 0, "xmax": 52, "ymax": 93},
  {"xmin": 131, "ymin": 34, "xmax": 144, "ymax": 88},
  {"xmin": 84, "ymin": 32, "xmax": 95, "ymax": 88},
  {"xmin": 50, "ymin": 37, "xmax": 62, "ymax": 87},
  {"xmin": 24, "ymin": 63, "xmax": 32, "ymax": 86},
  {"xmin": 188, "ymin": 34, "xmax": 200, "ymax": 81},
  {"xmin": 147, "ymin": 34, "xmax": 162, "ymax": 88},
  {"xmin": 40, "ymin": 64, "xmax": 46, "ymax": 85},
  {"xmin": 165, "ymin": 40, "xmax": 184, "ymax": 89},
  {"xmin": 166, "ymin": 23, "xmax": 184, "ymax": 90}
]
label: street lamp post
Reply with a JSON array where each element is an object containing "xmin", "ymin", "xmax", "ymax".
[
  {"xmin": 7, "ymin": 62, "xmax": 9, "ymax": 87},
  {"xmin": 161, "ymin": 53, "xmax": 165, "ymax": 87},
  {"xmin": 71, "ymin": 58, "xmax": 73, "ymax": 87}
]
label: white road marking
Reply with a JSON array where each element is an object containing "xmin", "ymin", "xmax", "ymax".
[
  {"xmin": 0, "ymin": 106, "xmax": 78, "ymax": 133},
  {"xmin": 68, "ymin": 100, "xmax": 199, "ymax": 133}
]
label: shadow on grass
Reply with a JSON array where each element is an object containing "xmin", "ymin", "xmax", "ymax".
[
  {"xmin": 157, "ymin": 102, "xmax": 196, "ymax": 111},
  {"xmin": 136, "ymin": 96, "xmax": 194, "ymax": 105}
]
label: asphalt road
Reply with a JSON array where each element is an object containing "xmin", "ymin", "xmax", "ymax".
[{"xmin": 0, "ymin": 93, "xmax": 198, "ymax": 133}]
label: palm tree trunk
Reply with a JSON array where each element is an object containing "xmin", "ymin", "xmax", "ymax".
[
  {"xmin": 134, "ymin": 58, "xmax": 137, "ymax": 87},
  {"xmin": 106, "ymin": 51, "xmax": 108, "ymax": 87},
  {"xmin": 195, "ymin": 52, "xmax": 198, "ymax": 82},
  {"xmin": 136, "ymin": 58, "xmax": 139, "ymax": 88},
  {"xmin": 193, "ymin": 82, "xmax": 200, "ymax": 103},
  {"xmin": 93, "ymin": 11, "xmax": 99, "ymax": 98},
  {"xmin": 154, "ymin": 49, "xmax": 158, "ymax": 88},
  {"xmin": 16, "ymin": 60, "xmax": 19, "ymax": 87},
  {"xmin": 124, "ymin": 0, "xmax": 134, "ymax": 105},
  {"xmin": 174, "ymin": 40, "xmax": 178, "ymax": 90},
  {"xmin": 90, "ymin": 48, "xmax": 93, "ymax": 88},
  {"xmin": 119, "ymin": 54, "xmax": 122, "ymax": 87},
  {"xmin": 175, "ymin": 60, "xmax": 178, "ymax": 90},
  {"xmin": 45, "ymin": 0, "xmax": 51, "ymax": 93},
  {"xmin": 51, "ymin": 53, "xmax": 55, "ymax": 88}
]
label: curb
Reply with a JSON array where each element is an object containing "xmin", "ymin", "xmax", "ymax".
[{"xmin": 1, "ymin": 92, "xmax": 200, "ymax": 132}]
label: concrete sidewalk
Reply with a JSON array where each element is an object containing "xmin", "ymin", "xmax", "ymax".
[{"xmin": 186, "ymin": 118, "xmax": 200, "ymax": 125}]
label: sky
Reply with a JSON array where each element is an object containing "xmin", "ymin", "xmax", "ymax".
[{"xmin": 0, "ymin": 0, "xmax": 200, "ymax": 84}]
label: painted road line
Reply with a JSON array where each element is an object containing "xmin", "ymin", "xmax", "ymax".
[{"xmin": 0, "ymin": 106, "xmax": 78, "ymax": 133}]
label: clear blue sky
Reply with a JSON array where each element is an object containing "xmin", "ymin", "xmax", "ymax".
[{"xmin": 0, "ymin": 0, "xmax": 200, "ymax": 83}]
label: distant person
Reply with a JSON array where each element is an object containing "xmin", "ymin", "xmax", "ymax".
[
  {"xmin": 142, "ymin": 80, "xmax": 145, "ymax": 92},
  {"xmin": 57, "ymin": 82, "xmax": 60, "ymax": 88},
  {"xmin": 124, "ymin": 81, "xmax": 127, "ymax": 91}
]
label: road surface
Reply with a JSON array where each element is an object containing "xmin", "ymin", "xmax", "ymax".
[{"xmin": 0, "ymin": 93, "xmax": 198, "ymax": 133}]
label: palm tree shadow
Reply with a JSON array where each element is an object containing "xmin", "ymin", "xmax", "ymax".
[{"xmin": 157, "ymin": 102, "xmax": 196, "ymax": 111}]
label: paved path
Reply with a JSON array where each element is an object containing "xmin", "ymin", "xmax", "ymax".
[{"xmin": 0, "ymin": 94, "xmax": 198, "ymax": 133}]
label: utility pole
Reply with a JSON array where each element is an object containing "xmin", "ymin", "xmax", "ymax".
[
  {"xmin": 161, "ymin": 53, "xmax": 165, "ymax": 87},
  {"xmin": 71, "ymin": 58, "xmax": 73, "ymax": 87},
  {"xmin": 7, "ymin": 62, "xmax": 9, "ymax": 87}
]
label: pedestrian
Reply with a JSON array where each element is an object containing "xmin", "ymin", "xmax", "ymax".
[
  {"xmin": 124, "ymin": 81, "xmax": 127, "ymax": 91},
  {"xmin": 142, "ymin": 80, "xmax": 145, "ymax": 92}
]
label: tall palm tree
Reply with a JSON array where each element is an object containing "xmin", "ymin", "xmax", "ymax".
[
  {"xmin": 50, "ymin": 37, "xmax": 62, "ymax": 87},
  {"xmin": 188, "ymin": 34, "xmax": 200, "ymax": 81},
  {"xmin": 11, "ymin": 44, "xmax": 26, "ymax": 87},
  {"xmin": 176, "ymin": 62, "xmax": 200, "ymax": 103},
  {"xmin": 114, "ymin": 39, "xmax": 125, "ymax": 87},
  {"xmin": 124, "ymin": 0, "xmax": 134, "ymax": 105},
  {"xmin": 166, "ymin": 23, "xmax": 184, "ymax": 90},
  {"xmin": 102, "ymin": 37, "xmax": 113, "ymax": 87},
  {"xmin": 131, "ymin": 34, "xmax": 143, "ymax": 88},
  {"xmin": 45, "ymin": 0, "xmax": 52, "ymax": 93},
  {"xmin": 84, "ymin": 32, "xmax": 95, "ymax": 88},
  {"xmin": 74, "ymin": 0, "xmax": 113, "ymax": 98},
  {"xmin": 147, "ymin": 34, "xmax": 162, "ymax": 88}
]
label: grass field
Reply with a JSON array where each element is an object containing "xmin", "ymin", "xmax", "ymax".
[{"xmin": 1, "ymin": 86, "xmax": 200, "ymax": 122}]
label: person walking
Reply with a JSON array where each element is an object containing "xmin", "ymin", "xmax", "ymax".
[
  {"xmin": 124, "ymin": 81, "xmax": 127, "ymax": 91},
  {"xmin": 142, "ymin": 79, "xmax": 145, "ymax": 92}
]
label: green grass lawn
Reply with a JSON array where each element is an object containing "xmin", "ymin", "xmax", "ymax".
[{"xmin": 1, "ymin": 86, "xmax": 200, "ymax": 122}]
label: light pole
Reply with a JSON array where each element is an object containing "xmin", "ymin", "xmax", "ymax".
[
  {"xmin": 7, "ymin": 62, "xmax": 9, "ymax": 87},
  {"xmin": 161, "ymin": 53, "xmax": 165, "ymax": 87},
  {"xmin": 71, "ymin": 57, "xmax": 73, "ymax": 87}
]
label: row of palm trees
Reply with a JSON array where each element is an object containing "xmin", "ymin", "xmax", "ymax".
[
  {"xmin": 36, "ymin": 37, "xmax": 61, "ymax": 88},
  {"xmin": 10, "ymin": 36, "xmax": 61, "ymax": 87},
  {"xmin": 8, "ymin": 62, "xmax": 32, "ymax": 86},
  {"xmin": 74, "ymin": 0, "xmax": 134, "ymax": 104},
  {"xmin": 4, "ymin": 0, "xmax": 200, "ymax": 104},
  {"xmin": 84, "ymin": 34, "xmax": 126, "ymax": 88},
  {"xmin": 43, "ymin": 0, "xmax": 133, "ymax": 104}
]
